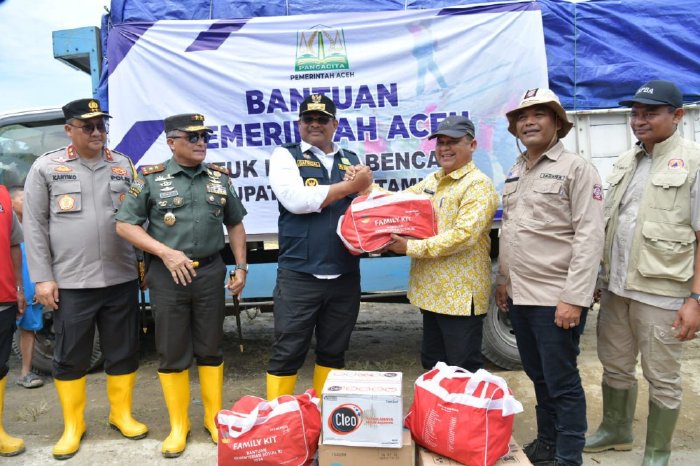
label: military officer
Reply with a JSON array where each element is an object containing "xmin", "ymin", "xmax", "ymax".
[
  {"xmin": 23, "ymin": 98, "xmax": 147, "ymax": 460},
  {"xmin": 116, "ymin": 113, "xmax": 247, "ymax": 458}
]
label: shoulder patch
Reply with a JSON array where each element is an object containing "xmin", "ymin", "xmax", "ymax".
[
  {"xmin": 141, "ymin": 164, "xmax": 165, "ymax": 175},
  {"xmin": 41, "ymin": 147, "xmax": 65, "ymax": 159},
  {"xmin": 207, "ymin": 163, "xmax": 229, "ymax": 176},
  {"xmin": 128, "ymin": 179, "xmax": 144, "ymax": 197}
]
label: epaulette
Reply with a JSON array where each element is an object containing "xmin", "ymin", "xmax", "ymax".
[
  {"xmin": 207, "ymin": 163, "xmax": 229, "ymax": 176},
  {"xmin": 40, "ymin": 147, "xmax": 65, "ymax": 160},
  {"xmin": 141, "ymin": 164, "xmax": 165, "ymax": 175}
]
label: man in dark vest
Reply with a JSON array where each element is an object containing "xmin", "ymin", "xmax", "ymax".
[{"xmin": 266, "ymin": 94, "xmax": 373, "ymax": 399}]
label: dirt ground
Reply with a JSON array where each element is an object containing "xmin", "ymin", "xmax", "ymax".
[{"xmin": 4, "ymin": 302, "xmax": 700, "ymax": 465}]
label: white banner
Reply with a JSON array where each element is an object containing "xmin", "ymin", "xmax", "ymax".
[{"xmin": 108, "ymin": 2, "xmax": 547, "ymax": 235}]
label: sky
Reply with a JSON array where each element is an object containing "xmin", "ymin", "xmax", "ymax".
[{"xmin": 0, "ymin": 0, "xmax": 110, "ymax": 115}]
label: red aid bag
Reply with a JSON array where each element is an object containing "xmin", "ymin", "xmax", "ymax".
[
  {"xmin": 337, "ymin": 191, "xmax": 437, "ymax": 253},
  {"xmin": 405, "ymin": 362, "xmax": 523, "ymax": 466},
  {"xmin": 216, "ymin": 390, "xmax": 321, "ymax": 466}
]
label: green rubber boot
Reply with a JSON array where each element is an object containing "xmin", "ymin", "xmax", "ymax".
[
  {"xmin": 641, "ymin": 400, "xmax": 679, "ymax": 466},
  {"xmin": 584, "ymin": 383, "xmax": 637, "ymax": 453}
]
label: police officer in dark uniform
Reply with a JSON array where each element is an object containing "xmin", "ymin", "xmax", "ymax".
[
  {"xmin": 23, "ymin": 99, "xmax": 147, "ymax": 460},
  {"xmin": 116, "ymin": 113, "xmax": 247, "ymax": 458},
  {"xmin": 266, "ymin": 94, "xmax": 373, "ymax": 399}
]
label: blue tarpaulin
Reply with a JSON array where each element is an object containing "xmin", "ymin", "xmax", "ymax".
[{"xmin": 100, "ymin": 0, "xmax": 700, "ymax": 110}]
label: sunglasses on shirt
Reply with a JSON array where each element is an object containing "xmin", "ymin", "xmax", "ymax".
[{"xmin": 170, "ymin": 132, "xmax": 212, "ymax": 144}]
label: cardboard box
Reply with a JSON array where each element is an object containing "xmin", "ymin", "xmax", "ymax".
[
  {"xmin": 417, "ymin": 439, "xmax": 532, "ymax": 465},
  {"xmin": 322, "ymin": 370, "xmax": 403, "ymax": 448},
  {"xmin": 318, "ymin": 429, "xmax": 415, "ymax": 466}
]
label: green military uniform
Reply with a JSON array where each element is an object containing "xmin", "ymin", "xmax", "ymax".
[{"xmin": 116, "ymin": 157, "xmax": 246, "ymax": 371}]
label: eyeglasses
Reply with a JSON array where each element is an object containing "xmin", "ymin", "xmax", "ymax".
[
  {"xmin": 301, "ymin": 114, "xmax": 333, "ymax": 125},
  {"xmin": 68, "ymin": 121, "xmax": 108, "ymax": 134},
  {"xmin": 170, "ymin": 132, "xmax": 211, "ymax": 144}
]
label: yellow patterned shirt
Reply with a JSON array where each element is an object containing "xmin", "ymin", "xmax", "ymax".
[{"xmin": 404, "ymin": 161, "xmax": 498, "ymax": 316}]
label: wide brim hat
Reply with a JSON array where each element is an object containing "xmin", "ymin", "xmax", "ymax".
[{"xmin": 505, "ymin": 88, "xmax": 573, "ymax": 139}]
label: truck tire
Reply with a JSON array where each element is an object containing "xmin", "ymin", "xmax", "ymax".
[
  {"xmin": 481, "ymin": 262, "xmax": 522, "ymax": 370},
  {"xmin": 12, "ymin": 323, "xmax": 104, "ymax": 375}
]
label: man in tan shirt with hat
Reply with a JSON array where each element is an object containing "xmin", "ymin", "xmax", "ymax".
[{"xmin": 495, "ymin": 88, "xmax": 604, "ymax": 466}]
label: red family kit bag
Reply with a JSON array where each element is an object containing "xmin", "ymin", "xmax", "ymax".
[
  {"xmin": 337, "ymin": 191, "xmax": 437, "ymax": 254},
  {"xmin": 215, "ymin": 390, "xmax": 321, "ymax": 466},
  {"xmin": 405, "ymin": 362, "xmax": 524, "ymax": 466}
]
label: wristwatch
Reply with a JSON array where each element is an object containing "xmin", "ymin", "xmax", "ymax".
[
  {"xmin": 235, "ymin": 263, "xmax": 249, "ymax": 272},
  {"xmin": 689, "ymin": 292, "xmax": 700, "ymax": 304}
]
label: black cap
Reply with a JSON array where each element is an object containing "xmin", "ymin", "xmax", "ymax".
[
  {"xmin": 164, "ymin": 113, "xmax": 213, "ymax": 133},
  {"xmin": 619, "ymin": 80, "xmax": 683, "ymax": 108},
  {"xmin": 62, "ymin": 98, "xmax": 111, "ymax": 120},
  {"xmin": 299, "ymin": 94, "xmax": 336, "ymax": 118},
  {"xmin": 428, "ymin": 115, "xmax": 475, "ymax": 140}
]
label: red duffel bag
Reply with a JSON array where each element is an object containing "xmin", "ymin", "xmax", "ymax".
[
  {"xmin": 216, "ymin": 389, "xmax": 321, "ymax": 466},
  {"xmin": 405, "ymin": 362, "xmax": 523, "ymax": 466},
  {"xmin": 337, "ymin": 191, "xmax": 437, "ymax": 254}
]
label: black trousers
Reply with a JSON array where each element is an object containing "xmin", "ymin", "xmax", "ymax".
[
  {"xmin": 147, "ymin": 256, "xmax": 226, "ymax": 372},
  {"xmin": 268, "ymin": 268, "xmax": 361, "ymax": 376},
  {"xmin": 420, "ymin": 309, "xmax": 485, "ymax": 372},
  {"xmin": 508, "ymin": 300, "xmax": 588, "ymax": 466},
  {"xmin": 53, "ymin": 280, "xmax": 140, "ymax": 380},
  {"xmin": 0, "ymin": 306, "xmax": 17, "ymax": 379}
]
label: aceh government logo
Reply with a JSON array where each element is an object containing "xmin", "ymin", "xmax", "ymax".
[{"xmin": 295, "ymin": 25, "xmax": 349, "ymax": 72}]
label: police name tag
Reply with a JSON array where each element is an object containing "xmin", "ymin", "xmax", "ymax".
[{"xmin": 159, "ymin": 191, "xmax": 178, "ymax": 198}]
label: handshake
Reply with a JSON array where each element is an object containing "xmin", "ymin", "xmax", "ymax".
[{"xmin": 344, "ymin": 165, "xmax": 373, "ymax": 195}]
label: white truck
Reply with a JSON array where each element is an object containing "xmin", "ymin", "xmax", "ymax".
[{"xmin": 2, "ymin": 0, "xmax": 699, "ymax": 372}]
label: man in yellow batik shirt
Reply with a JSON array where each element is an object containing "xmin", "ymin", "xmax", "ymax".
[{"xmin": 387, "ymin": 115, "xmax": 498, "ymax": 371}]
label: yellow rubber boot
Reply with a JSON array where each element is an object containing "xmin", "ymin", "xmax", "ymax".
[
  {"xmin": 198, "ymin": 364, "xmax": 223, "ymax": 444},
  {"xmin": 0, "ymin": 376, "xmax": 25, "ymax": 457},
  {"xmin": 266, "ymin": 373, "xmax": 297, "ymax": 400},
  {"xmin": 53, "ymin": 377, "xmax": 87, "ymax": 460},
  {"xmin": 312, "ymin": 365, "xmax": 336, "ymax": 399},
  {"xmin": 107, "ymin": 373, "xmax": 149, "ymax": 439},
  {"xmin": 158, "ymin": 370, "xmax": 191, "ymax": 458}
]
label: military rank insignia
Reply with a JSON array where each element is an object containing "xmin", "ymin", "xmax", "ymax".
[{"xmin": 142, "ymin": 164, "xmax": 165, "ymax": 175}]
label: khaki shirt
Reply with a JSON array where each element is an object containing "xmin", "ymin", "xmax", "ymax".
[
  {"xmin": 116, "ymin": 158, "xmax": 246, "ymax": 258},
  {"xmin": 497, "ymin": 141, "xmax": 604, "ymax": 307},
  {"xmin": 23, "ymin": 146, "xmax": 138, "ymax": 288}
]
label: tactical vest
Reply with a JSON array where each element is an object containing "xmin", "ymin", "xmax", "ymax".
[
  {"xmin": 277, "ymin": 143, "xmax": 361, "ymax": 275},
  {"xmin": 0, "ymin": 186, "xmax": 17, "ymax": 303},
  {"xmin": 601, "ymin": 131, "xmax": 700, "ymax": 297}
]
